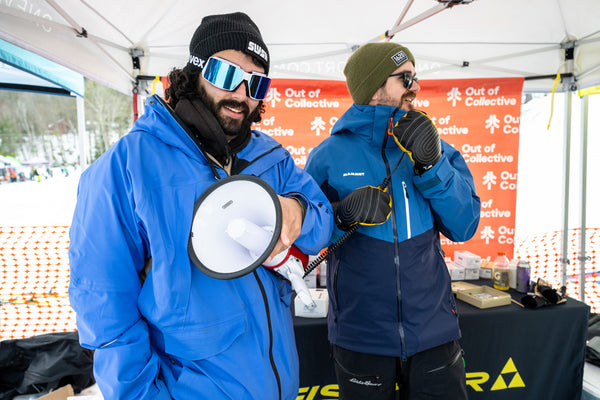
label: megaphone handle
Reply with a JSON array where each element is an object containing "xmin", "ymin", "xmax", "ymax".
[
  {"xmin": 275, "ymin": 259, "xmax": 316, "ymax": 310},
  {"xmin": 289, "ymin": 273, "xmax": 316, "ymax": 310}
]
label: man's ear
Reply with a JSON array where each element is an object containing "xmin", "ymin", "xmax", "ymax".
[{"xmin": 368, "ymin": 88, "xmax": 380, "ymax": 105}]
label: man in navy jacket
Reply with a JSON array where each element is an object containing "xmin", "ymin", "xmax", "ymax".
[
  {"xmin": 305, "ymin": 42, "xmax": 480, "ymax": 400},
  {"xmin": 69, "ymin": 12, "xmax": 332, "ymax": 400}
]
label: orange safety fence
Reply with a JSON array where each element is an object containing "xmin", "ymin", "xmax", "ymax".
[
  {"xmin": 0, "ymin": 226, "xmax": 76, "ymax": 340},
  {"xmin": 1, "ymin": 226, "xmax": 599, "ymax": 340},
  {"xmin": 514, "ymin": 227, "xmax": 600, "ymax": 310}
]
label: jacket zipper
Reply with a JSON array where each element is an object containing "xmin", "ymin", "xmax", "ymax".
[
  {"xmin": 253, "ymin": 271, "xmax": 282, "ymax": 400},
  {"xmin": 402, "ymin": 181, "xmax": 411, "ymax": 239},
  {"xmin": 381, "ymin": 126, "xmax": 407, "ymax": 360},
  {"xmin": 387, "ymin": 179, "xmax": 406, "ymax": 360}
]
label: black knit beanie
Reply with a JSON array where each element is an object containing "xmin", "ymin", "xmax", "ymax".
[
  {"xmin": 187, "ymin": 12, "xmax": 270, "ymax": 74},
  {"xmin": 344, "ymin": 42, "xmax": 415, "ymax": 105}
]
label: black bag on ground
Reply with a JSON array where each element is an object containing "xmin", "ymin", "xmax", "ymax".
[{"xmin": 0, "ymin": 331, "xmax": 94, "ymax": 399}]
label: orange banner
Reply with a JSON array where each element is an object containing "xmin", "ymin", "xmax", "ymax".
[
  {"xmin": 253, "ymin": 79, "xmax": 354, "ymax": 167},
  {"xmin": 253, "ymin": 77, "xmax": 524, "ymax": 261},
  {"xmin": 421, "ymin": 78, "xmax": 524, "ymax": 261}
]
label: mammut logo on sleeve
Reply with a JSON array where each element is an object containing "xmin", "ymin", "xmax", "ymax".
[
  {"xmin": 342, "ymin": 172, "xmax": 365, "ymax": 177},
  {"xmin": 248, "ymin": 41, "xmax": 269, "ymax": 63},
  {"xmin": 391, "ymin": 51, "xmax": 409, "ymax": 66}
]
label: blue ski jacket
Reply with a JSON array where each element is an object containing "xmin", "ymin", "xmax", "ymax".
[
  {"xmin": 68, "ymin": 95, "xmax": 333, "ymax": 399},
  {"xmin": 305, "ymin": 104, "xmax": 480, "ymax": 358}
]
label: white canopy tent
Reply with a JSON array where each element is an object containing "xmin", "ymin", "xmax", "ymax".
[
  {"xmin": 1, "ymin": 0, "xmax": 599, "ymax": 296},
  {"xmin": 0, "ymin": 0, "xmax": 599, "ymax": 95}
]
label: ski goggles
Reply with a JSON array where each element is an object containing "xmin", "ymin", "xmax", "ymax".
[
  {"xmin": 389, "ymin": 71, "xmax": 419, "ymax": 89},
  {"xmin": 202, "ymin": 56, "xmax": 271, "ymax": 100}
]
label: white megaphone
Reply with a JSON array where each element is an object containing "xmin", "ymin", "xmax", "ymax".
[
  {"xmin": 187, "ymin": 175, "xmax": 316, "ymax": 310},
  {"xmin": 227, "ymin": 217, "xmax": 316, "ymax": 310}
]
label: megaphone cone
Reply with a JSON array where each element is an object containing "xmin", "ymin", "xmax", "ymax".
[{"xmin": 188, "ymin": 175, "xmax": 282, "ymax": 279}]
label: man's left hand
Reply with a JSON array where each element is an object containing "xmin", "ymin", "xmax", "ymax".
[
  {"xmin": 392, "ymin": 110, "xmax": 442, "ymax": 175},
  {"xmin": 265, "ymin": 195, "xmax": 304, "ymax": 263}
]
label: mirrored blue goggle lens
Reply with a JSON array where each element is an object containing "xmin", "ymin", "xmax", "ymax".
[
  {"xmin": 203, "ymin": 58, "xmax": 243, "ymax": 90},
  {"xmin": 203, "ymin": 58, "xmax": 271, "ymax": 100},
  {"xmin": 248, "ymin": 75, "xmax": 271, "ymax": 100}
]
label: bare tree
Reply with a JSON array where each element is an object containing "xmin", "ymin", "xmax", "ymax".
[
  {"xmin": 84, "ymin": 80, "xmax": 132, "ymax": 161},
  {"xmin": 0, "ymin": 114, "xmax": 21, "ymax": 156},
  {"xmin": 0, "ymin": 79, "xmax": 132, "ymax": 165}
]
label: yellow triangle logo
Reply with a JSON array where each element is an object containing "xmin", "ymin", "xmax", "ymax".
[
  {"xmin": 508, "ymin": 373, "xmax": 526, "ymax": 388},
  {"xmin": 491, "ymin": 375, "xmax": 507, "ymax": 391},
  {"xmin": 501, "ymin": 358, "xmax": 517, "ymax": 374},
  {"xmin": 491, "ymin": 358, "xmax": 526, "ymax": 391}
]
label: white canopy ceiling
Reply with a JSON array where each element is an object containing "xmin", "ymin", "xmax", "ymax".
[{"xmin": 1, "ymin": 0, "xmax": 599, "ymax": 95}]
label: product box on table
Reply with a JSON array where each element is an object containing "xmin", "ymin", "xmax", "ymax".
[
  {"xmin": 446, "ymin": 261, "xmax": 465, "ymax": 281},
  {"xmin": 454, "ymin": 250, "xmax": 481, "ymax": 280},
  {"xmin": 454, "ymin": 250, "xmax": 481, "ymax": 268},
  {"xmin": 480, "ymin": 260, "xmax": 494, "ymax": 279},
  {"xmin": 456, "ymin": 285, "xmax": 511, "ymax": 309},
  {"xmin": 294, "ymin": 288, "xmax": 328, "ymax": 318},
  {"xmin": 303, "ymin": 268, "xmax": 317, "ymax": 289}
]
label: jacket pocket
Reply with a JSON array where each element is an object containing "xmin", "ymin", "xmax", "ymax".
[{"xmin": 162, "ymin": 313, "xmax": 247, "ymax": 361}]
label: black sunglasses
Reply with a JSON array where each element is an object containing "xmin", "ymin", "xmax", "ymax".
[{"xmin": 389, "ymin": 72, "xmax": 419, "ymax": 89}]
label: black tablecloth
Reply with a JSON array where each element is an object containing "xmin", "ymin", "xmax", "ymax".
[{"xmin": 292, "ymin": 280, "xmax": 590, "ymax": 400}]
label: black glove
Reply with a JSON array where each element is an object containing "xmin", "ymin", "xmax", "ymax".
[
  {"xmin": 521, "ymin": 294, "xmax": 551, "ymax": 309},
  {"xmin": 533, "ymin": 279, "xmax": 567, "ymax": 305},
  {"xmin": 392, "ymin": 110, "xmax": 441, "ymax": 175},
  {"xmin": 334, "ymin": 186, "xmax": 391, "ymax": 231}
]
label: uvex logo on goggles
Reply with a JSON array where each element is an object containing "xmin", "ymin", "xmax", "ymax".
[{"xmin": 202, "ymin": 56, "xmax": 271, "ymax": 100}]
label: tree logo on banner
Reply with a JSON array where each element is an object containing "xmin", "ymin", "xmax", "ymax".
[
  {"xmin": 485, "ymin": 114, "xmax": 501, "ymax": 133},
  {"xmin": 265, "ymin": 87, "xmax": 282, "ymax": 108},
  {"xmin": 447, "ymin": 87, "xmax": 462, "ymax": 106}
]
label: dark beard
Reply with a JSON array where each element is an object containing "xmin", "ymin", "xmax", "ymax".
[
  {"xmin": 197, "ymin": 85, "xmax": 260, "ymax": 139},
  {"xmin": 400, "ymin": 92, "xmax": 415, "ymax": 110}
]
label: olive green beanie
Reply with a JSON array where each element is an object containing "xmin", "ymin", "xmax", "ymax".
[{"xmin": 344, "ymin": 42, "xmax": 415, "ymax": 105}]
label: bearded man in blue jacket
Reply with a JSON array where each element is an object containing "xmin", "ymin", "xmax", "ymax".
[
  {"xmin": 305, "ymin": 42, "xmax": 480, "ymax": 400},
  {"xmin": 68, "ymin": 12, "xmax": 332, "ymax": 400}
]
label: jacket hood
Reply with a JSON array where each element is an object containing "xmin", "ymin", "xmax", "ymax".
[
  {"xmin": 131, "ymin": 95, "xmax": 288, "ymax": 177},
  {"xmin": 332, "ymin": 104, "xmax": 407, "ymax": 147},
  {"xmin": 134, "ymin": 95, "xmax": 206, "ymax": 163}
]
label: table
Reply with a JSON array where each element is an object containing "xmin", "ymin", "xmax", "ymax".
[{"xmin": 292, "ymin": 280, "xmax": 590, "ymax": 400}]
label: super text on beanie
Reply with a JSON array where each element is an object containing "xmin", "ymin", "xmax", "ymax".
[{"xmin": 188, "ymin": 12, "xmax": 270, "ymax": 74}]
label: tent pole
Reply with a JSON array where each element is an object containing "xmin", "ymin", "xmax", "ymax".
[
  {"xmin": 560, "ymin": 85, "xmax": 572, "ymax": 290},
  {"xmin": 369, "ymin": 3, "xmax": 448, "ymax": 42},
  {"xmin": 579, "ymin": 94, "xmax": 589, "ymax": 302},
  {"xmin": 76, "ymin": 95, "xmax": 87, "ymax": 169}
]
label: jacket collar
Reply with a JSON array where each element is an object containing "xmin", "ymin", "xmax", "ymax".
[{"xmin": 332, "ymin": 104, "xmax": 407, "ymax": 148}]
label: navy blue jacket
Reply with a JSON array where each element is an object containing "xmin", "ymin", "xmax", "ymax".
[{"xmin": 305, "ymin": 104, "xmax": 480, "ymax": 358}]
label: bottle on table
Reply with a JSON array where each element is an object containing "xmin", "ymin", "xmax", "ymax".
[
  {"xmin": 516, "ymin": 260, "xmax": 531, "ymax": 293},
  {"xmin": 493, "ymin": 251, "xmax": 510, "ymax": 291},
  {"xmin": 508, "ymin": 258, "xmax": 518, "ymax": 289}
]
